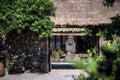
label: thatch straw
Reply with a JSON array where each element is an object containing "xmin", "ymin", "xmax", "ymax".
[
  {"xmin": 52, "ymin": 33, "xmax": 86, "ymax": 36},
  {"xmin": 52, "ymin": 28, "xmax": 85, "ymax": 32},
  {"xmin": 50, "ymin": 0, "xmax": 120, "ymax": 26}
]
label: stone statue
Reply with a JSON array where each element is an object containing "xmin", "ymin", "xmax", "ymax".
[{"xmin": 66, "ymin": 36, "xmax": 76, "ymax": 54}]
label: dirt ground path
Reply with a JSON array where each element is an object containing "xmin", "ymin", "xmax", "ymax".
[{"xmin": 0, "ymin": 69, "xmax": 88, "ymax": 80}]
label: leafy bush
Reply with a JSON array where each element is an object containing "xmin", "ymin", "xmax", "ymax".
[
  {"xmin": 51, "ymin": 49, "xmax": 58, "ymax": 58},
  {"xmin": 5, "ymin": 56, "xmax": 14, "ymax": 71},
  {"xmin": 101, "ymin": 40, "xmax": 119, "ymax": 58},
  {"xmin": 74, "ymin": 74, "xmax": 87, "ymax": 80},
  {"xmin": 51, "ymin": 49, "xmax": 65, "ymax": 58},
  {"xmin": 73, "ymin": 40, "xmax": 120, "ymax": 80},
  {"xmin": 0, "ymin": 0, "xmax": 55, "ymax": 38}
]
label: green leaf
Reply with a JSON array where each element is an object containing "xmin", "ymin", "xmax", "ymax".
[{"xmin": 0, "ymin": 0, "xmax": 55, "ymax": 37}]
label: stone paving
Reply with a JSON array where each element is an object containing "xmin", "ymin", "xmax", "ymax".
[{"xmin": 0, "ymin": 69, "xmax": 88, "ymax": 80}]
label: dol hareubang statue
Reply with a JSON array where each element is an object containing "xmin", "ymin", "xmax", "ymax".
[{"xmin": 66, "ymin": 36, "xmax": 76, "ymax": 54}]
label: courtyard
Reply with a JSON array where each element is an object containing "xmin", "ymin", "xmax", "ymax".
[{"xmin": 0, "ymin": 69, "xmax": 88, "ymax": 80}]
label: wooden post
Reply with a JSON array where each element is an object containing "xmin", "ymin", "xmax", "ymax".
[{"xmin": 47, "ymin": 38, "xmax": 51, "ymax": 71}]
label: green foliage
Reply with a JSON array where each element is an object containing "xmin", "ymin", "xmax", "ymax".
[
  {"xmin": 57, "ymin": 49, "xmax": 64, "ymax": 56},
  {"xmin": 0, "ymin": 0, "xmax": 55, "ymax": 38},
  {"xmin": 5, "ymin": 56, "xmax": 14, "ymax": 71},
  {"xmin": 86, "ymin": 58, "xmax": 98, "ymax": 75},
  {"xmin": 96, "ymin": 32, "xmax": 105, "ymax": 37},
  {"xmin": 73, "ymin": 41, "xmax": 120, "ymax": 80},
  {"xmin": 104, "ymin": 15, "xmax": 120, "ymax": 40},
  {"xmin": 51, "ymin": 49, "xmax": 64, "ymax": 58},
  {"xmin": 101, "ymin": 40, "xmax": 120, "ymax": 58},
  {"xmin": 82, "ymin": 28, "xmax": 92, "ymax": 42},
  {"xmin": 96, "ymin": 15, "xmax": 120, "ymax": 41},
  {"xmin": 75, "ymin": 1, "xmax": 120, "ymax": 80},
  {"xmin": 73, "ymin": 57, "xmax": 98, "ymax": 80},
  {"xmin": 75, "ymin": 74, "xmax": 87, "ymax": 80},
  {"xmin": 103, "ymin": 0, "xmax": 116, "ymax": 6},
  {"xmin": 51, "ymin": 49, "xmax": 58, "ymax": 58},
  {"xmin": 73, "ymin": 59, "xmax": 86, "ymax": 69},
  {"xmin": 73, "ymin": 47, "xmax": 98, "ymax": 76},
  {"xmin": 74, "ymin": 57, "xmax": 97, "ymax": 74},
  {"xmin": 87, "ymin": 48, "xmax": 97, "ymax": 57},
  {"xmin": 110, "ymin": 15, "xmax": 120, "ymax": 35}
]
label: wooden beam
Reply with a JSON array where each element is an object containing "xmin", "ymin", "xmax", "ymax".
[{"xmin": 52, "ymin": 33, "xmax": 86, "ymax": 36}]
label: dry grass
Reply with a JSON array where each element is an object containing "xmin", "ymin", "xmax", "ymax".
[{"xmin": 50, "ymin": 0, "xmax": 120, "ymax": 26}]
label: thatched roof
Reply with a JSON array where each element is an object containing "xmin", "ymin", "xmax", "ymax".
[{"xmin": 50, "ymin": 0, "xmax": 120, "ymax": 26}]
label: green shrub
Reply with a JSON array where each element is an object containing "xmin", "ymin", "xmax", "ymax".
[{"xmin": 73, "ymin": 40, "xmax": 120, "ymax": 80}]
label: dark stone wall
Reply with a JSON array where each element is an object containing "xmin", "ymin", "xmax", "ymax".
[{"xmin": 0, "ymin": 30, "xmax": 49, "ymax": 74}]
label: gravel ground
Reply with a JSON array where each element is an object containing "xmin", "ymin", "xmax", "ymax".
[{"xmin": 0, "ymin": 69, "xmax": 88, "ymax": 80}]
